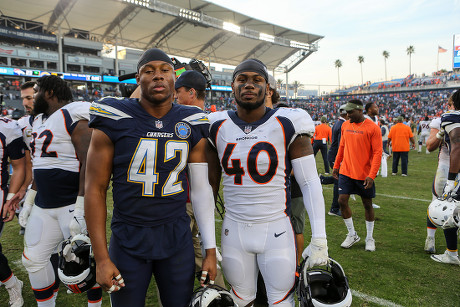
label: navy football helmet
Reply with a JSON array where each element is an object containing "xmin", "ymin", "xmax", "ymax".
[
  {"xmin": 58, "ymin": 234, "xmax": 97, "ymax": 293},
  {"xmin": 189, "ymin": 285, "xmax": 237, "ymax": 307},
  {"xmin": 297, "ymin": 257, "xmax": 352, "ymax": 307}
]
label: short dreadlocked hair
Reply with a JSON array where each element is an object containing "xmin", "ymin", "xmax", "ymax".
[{"xmin": 36, "ymin": 75, "xmax": 73, "ymax": 102}]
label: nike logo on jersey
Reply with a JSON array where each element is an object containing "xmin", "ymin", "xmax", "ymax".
[
  {"xmin": 339, "ymin": 188, "xmax": 342, "ymax": 191},
  {"xmin": 69, "ymin": 209, "xmax": 74, "ymax": 213},
  {"xmin": 274, "ymin": 231, "xmax": 286, "ymax": 238}
]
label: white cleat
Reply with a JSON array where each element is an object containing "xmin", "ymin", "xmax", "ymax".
[
  {"xmin": 424, "ymin": 237, "xmax": 436, "ymax": 254},
  {"xmin": 431, "ymin": 250, "xmax": 460, "ymax": 265},
  {"xmin": 365, "ymin": 238, "xmax": 376, "ymax": 252},
  {"xmin": 7, "ymin": 279, "xmax": 24, "ymax": 307},
  {"xmin": 341, "ymin": 233, "xmax": 360, "ymax": 249},
  {"xmin": 372, "ymin": 203, "xmax": 380, "ymax": 209}
]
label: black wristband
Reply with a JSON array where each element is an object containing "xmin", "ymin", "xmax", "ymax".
[{"xmin": 448, "ymin": 172, "xmax": 457, "ymax": 180}]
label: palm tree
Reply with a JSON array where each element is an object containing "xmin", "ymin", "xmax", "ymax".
[
  {"xmin": 382, "ymin": 50, "xmax": 390, "ymax": 81},
  {"xmin": 334, "ymin": 59, "xmax": 342, "ymax": 89},
  {"xmin": 292, "ymin": 81, "xmax": 303, "ymax": 99},
  {"xmin": 277, "ymin": 78, "xmax": 283, "ymax": 92},
  {"xmin": 358, "ymin": 56, "xmax": 364, "ymax": 84},
  {"xmin": 406, "ymin": 46, "xmax": 415, "ymax": 75}
]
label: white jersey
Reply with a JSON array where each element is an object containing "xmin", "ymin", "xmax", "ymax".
[
  {"xmin": 0, "ymin": 118, "xmax": 24, "ymax": 190},
  {"xmin": 17, "ymin": 115, "xmax": 34, "ymax": 151},
  {"xmin": 364, "ymin": 114, "xmax": 379, "ymax": 126},
  {"xmin": 31, "ymin": 101, "xmax": 90, "ymax": 209},
  {"xmin": 419, "ymin": 120, "xmax": 431, "ymax": 136},
  {"xmin": 429, "ymin": 117, "xmax": 449, "ymax": 163},
  {"xmin": 208, "ymin": 107, "xmax": 314, "ymax": 223}
]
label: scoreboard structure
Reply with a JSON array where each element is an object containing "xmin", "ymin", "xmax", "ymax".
[{"xmin": 454, "ymin": 34, "xmax": 460, "ymax": 69}]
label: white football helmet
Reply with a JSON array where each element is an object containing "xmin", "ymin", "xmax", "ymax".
[
  {"xmin": 297, "ymin": 257, "xmax": 352, "ymax": 307},
  {"xmin": 428, "ymin": 198, "xmax": 459, "ymax": 228},
  {"xmin": 189, "ymin": 285, "xmax": 237, "ymax": 307},
  {"xmin": 58, "ymin": 234, "xmax": 97, "ymax": 293}
]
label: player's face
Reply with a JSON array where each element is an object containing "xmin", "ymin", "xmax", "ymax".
[
  {"xmin": 347, "ymin": 109, "xmax": 362, "ymax": 123},
  {"xmin": 137, "ymin": 61, "xmax": 175, "ymax": 104},
  {"xmin": 32, "ymin": 84, "xmax": 49, "ymax": 116},
  {"xmin": 447, "ymin": 98, "xmax": 455, "ymax": 111},
  {"xmin": 175, "ymin": 87, "xmax": 193, "ymax": 105},
  {"xmin": 370, "ymin": 103, "xmax": 379, "ymax": 116},
  {"xmin": 21, "ymin": 87, "xmax": 34, "ymax": 115},
  {"xmin": 232, "ymin": 72, "xmax": 268, "ymax": 110}
]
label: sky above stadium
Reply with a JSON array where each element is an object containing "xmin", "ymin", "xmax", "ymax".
[{"xmin": 210, "ymin": 0, "xmax": 460, "ymax": 93}]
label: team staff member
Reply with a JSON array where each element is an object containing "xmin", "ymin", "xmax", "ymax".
[
  {"xmin": 333, "ymin": 99, "xmax": 382, "ymax": 252},
  {"xmin": 313, "ymin": 116, "xmax": 332, "ymax": 174},
  {"xmin": 388, "ymin": 116, "xmax": 415, "ymax": 176},
  {"xmin": 208, "ymin": 59, "xmax": 328, "ymax": 307},
  {"xmin": 174, "ymin": 70, "xmax": 226, "ymax": 288},
  {"xmin": 85, "ymin": 48, "xmax": 217, "ymax": 307}
]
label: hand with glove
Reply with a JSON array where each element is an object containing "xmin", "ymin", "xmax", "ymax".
[
  {"xmin": 302, "ymin": 237, "xmax": 329, "ymax": 268},
  {"xmin": 436, "ymin": 129, "xmax": 445, "ymax": 140},
  {"xmin": 69, "ymin": 196, "xmax": 87, "ymax": 237},
  {"xmin": 442, "ymin": 180, "xmax": 457, "ymax": 200},
  {"xmin": 18, "ymin": 189, "xmax": 36, "ymax": 228}
]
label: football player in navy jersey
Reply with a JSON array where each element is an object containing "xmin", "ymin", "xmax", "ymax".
[
  {"xmin": 19, "ymin": 75, "xmax": 102, "ymax": 307},
  {"xmin": 207, "ymin": 59, "xmax": 328, "ymax": 307},
  {"xmin": 85, "ymin": 48, "xmax": 217, "ymax": 307}
]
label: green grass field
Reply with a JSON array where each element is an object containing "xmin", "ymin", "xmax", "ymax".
[{"xmin": 1, "ymin": 149, "xmax": 459, "ymax": 306}]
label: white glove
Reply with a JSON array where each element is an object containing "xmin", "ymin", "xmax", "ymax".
[
  {"xmin": 442, "ymin": 180, "xmax": 456, "ymax": 200},
  {"xmin": 18, "ymin": 189, "xmax": 36, "ymax": 228},
  {"xmin": 436, "ymin": 130, "xmax": 445, "ymax": 140},
  {"xmin": 302, "ymin": 237, "xmax": 329, "ymax": 268},
  {"xmin": 69, "ymin": 196, "xmax": 87, "ymax": 237}
]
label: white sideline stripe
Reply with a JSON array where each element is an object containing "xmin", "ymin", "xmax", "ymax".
[
  {"xmin": 352, "ymin": 289, "xmax": 405, "ymax": 307},
  {"xmin": 322, "ymin": 186, "xmax": 431, "ymax": 202}
]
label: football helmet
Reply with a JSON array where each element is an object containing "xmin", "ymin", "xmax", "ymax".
[
  {"xmin": 428, "ymin": 198, "xmax": 459, "ymax": 228},
  {"xmin": 297, "ymin": 257, "xmax": 352, "ymax": 307},
  {"xmin": 189, "ymin": 285, "xmax": 237, "ymax": 307},
  {"xmin": 58, "ymin": 234, "xmax": 97, "ymax": 293}
]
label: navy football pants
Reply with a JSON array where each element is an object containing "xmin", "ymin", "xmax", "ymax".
[{"xmin": 108, "ymin": 228, "xmax": 195, "ymax": 307}]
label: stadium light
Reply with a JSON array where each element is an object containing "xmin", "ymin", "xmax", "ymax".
[
  {"xmin": 179, "ymin": 8, "xmax": 201, "ymax": 22},
  {"xmin": 259, "ymin": 33, "xmax": 275, "ymax": 43},
  {"xmin": 122, "ymin": 0, "xmax": 149, "ymax": 7},
  {"xmin": 290, "ymin": 40, "xmax": 310, "ymax": 49},
  {"xmin": 223, "ymin": 22, "xmax": 240, "ymax": 35}
]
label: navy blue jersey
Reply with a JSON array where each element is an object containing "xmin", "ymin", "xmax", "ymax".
[
  {"xmin": 441, "ymin": 110, "xmax": 459, "ymax": 152},
  {"xmin": 328, "ymin": 117, "xmax": 346, "ymax": 163},
  {"xmin": 89, "ymin": 98, "xmax": 209, "ymax": 227}
]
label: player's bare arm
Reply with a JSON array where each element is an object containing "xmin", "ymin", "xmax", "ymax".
[
  {"xmin": 448, "ymin": 127, "xmax": 460, "ymax": 174},
  {"xmin": 3, "ymin": 156, "xmax": 26, "ymax": 221},
  {"xmin": 426, "ymin": 128, "xmax": 442, "ymax": 152},
  {"xmin": 71, "ymin": 119, "xmax": 93, "ymax": 196},
  {"xmin": 188, "ymin": 138, "xmax": 217, "ymax": 285},
  {"xmin": 85, "ymin": 129, "xmax": 124, "ymax": 292}
]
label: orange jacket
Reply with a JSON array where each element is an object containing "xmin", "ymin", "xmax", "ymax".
[
  {"xmin": 313, "ymin": 123, "xmax": 332, "ymax": 142},
  {"xmin": 388, "ymin": 123, "xmax": 413, "ymax": 152},
  {"xmin": 333, "ymin": 119, "xmax": 383, "ymax": 180}
]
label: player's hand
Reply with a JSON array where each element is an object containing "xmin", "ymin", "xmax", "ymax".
[
  {"xmin": 96, "ymin": 258, "xmax": 125, "ymax": 293},
  {"xmin": 442, "ymin": 180, "xmax": 456, "ymax": 200},
  {"xmin": 363, "ymin": 177, "xmax": 374, "ymax": 189},
  {"xmin": 7, "ymin": 191, "xmax": 25, "ymax": 211},
  {"xmin": 436, "ymin": 130, "xmax": 445, "ymax": 140},
  {"xmin": 332, "ymin": 168, "xmax": 339, "ymax": 180},
  {"xmin": 302, "ymin": 238, "xmax": 328, "ymax": 268},
  {"xmin": 69, "ymin": 196, "xmax": 87, "ymax": 237},
  {"xmin": 201, "ymin": 248, "xmax": 217, "ymax": 286},
  {"xmin": 2, "ymin": 201, "xmax": 16, "ymax": 222},
  {"xmin": 18, "ymin": 189, "xmax": 36, "ymax": 227}
]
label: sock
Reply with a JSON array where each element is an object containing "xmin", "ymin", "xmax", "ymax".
[
  {"xmin": 3, "ymin": 273, "xmax": 18, "ymax": 288},
  {"xmin": 87, "ymin": 286, "xmax": 103, "ymax": 307},
  {"xmin": 418, "ymin": 144, "xmax": 421, "ymax": 151},
  {"xmin": 343, "ymin": 217, "xmax": 355, "ymax": 236},
  {"xmin": 366, "ymin": 220, "xmax": 374, "ymax": 240},
  {"xmin": 447, "ymin": 249, "xmax": 458, "ymax": 257},
  {"xmin": 427, "ymin": 228, "xmax": 436, "ymax": 238},
  {"xmin": 33, "ymin": 282, "xmax": 56, "ymax": 307}
]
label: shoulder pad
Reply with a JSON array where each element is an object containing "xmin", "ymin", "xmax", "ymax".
[{"xmin": 275, "ymin": 107, "xmax": 315, "ymax": 137}]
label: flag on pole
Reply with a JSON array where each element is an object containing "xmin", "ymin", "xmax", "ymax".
[{"xmin": 438, "ymin": 46, "xmax": 447, "ymax": 53}]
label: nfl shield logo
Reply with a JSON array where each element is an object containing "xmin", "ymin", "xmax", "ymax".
[
  {"xmin": 155, "ymin": 120, "xmax": 163, "ymax": 129},
  {"xmin": 244, "ymin": 125, "xmax": 252, "ymax": 134}
]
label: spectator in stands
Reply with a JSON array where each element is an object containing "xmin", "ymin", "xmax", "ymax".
[
  {"xmin": 388, "ymin": 116, "xmax": 415, "ymax": 176},
  {"xmin": 313, "ymin": 116, "xmax": 332, "ymax": 174}
]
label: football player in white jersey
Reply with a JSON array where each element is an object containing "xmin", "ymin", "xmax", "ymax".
[
  {"xmin": 418, "ymin": 116, "xmax": 431, "ymax": 154},
  {"xmin": 19, "ymin": 75, "xmax": 103, "ymax": 306},
  {"xmin": 0, "ymin": 117, "xmax": 26, "ymax": 307},
  {"xmin": 207, "ymin": 59, "xmax": 328, "ymax": 307}
]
